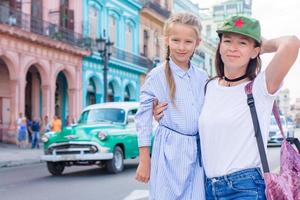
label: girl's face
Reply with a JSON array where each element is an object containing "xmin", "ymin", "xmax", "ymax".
[
  {"xmin": 165, "ymin": 23, "xmax": 200, "ymax": 68},
  {"xmin": 220, "ymin": 33, "xmax": 260, "ymax": 72}
]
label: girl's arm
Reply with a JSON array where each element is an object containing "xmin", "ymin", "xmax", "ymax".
[
  {"xmin": 135, "ymin": 73, "xmax": 156, "ymax": 183},
  {"xmin": 135, "ymin": 147, "xmax": 151, "ymax": 183},
  {"xmin": 263, "ymin": 36, "xmax": 300, "ymax": 94}
]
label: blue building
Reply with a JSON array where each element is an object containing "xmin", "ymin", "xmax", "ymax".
[{"xmin": 82, "ymin": 0, "xmax": 152, "ymax": 107}]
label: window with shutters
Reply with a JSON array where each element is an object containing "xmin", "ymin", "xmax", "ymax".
[
  {"xmin": 143, "ymin": 30, "xmax": 149, "ymax": 57},
  {"xmin": 125, "ymin": 23, "xmax": 133, "ymax": 52},
  {"xmin": 154, "ymin": 31, "xmax": 160, "ymax": 57},
  {"xmin": 89, "ymin": 6, "xmax": 99, "ymax": 39},
  {"xmin": 31, "ymin": 0, "xmax": 43, "ymax": 34},
  {"xmin": 109, "ymin": 15, "xmax": 117, "ymax": 44}
]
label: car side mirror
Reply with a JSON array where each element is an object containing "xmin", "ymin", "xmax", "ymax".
[{"xmin": 127, "ymin": 115, "xmax": 135, "ymax": 124}]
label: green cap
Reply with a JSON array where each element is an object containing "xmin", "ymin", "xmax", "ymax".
[{"xmin": 217, "ymin": 16, "xmax": 261, "ymax": 43}]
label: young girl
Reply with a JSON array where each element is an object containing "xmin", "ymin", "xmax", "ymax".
[
  {"xmin": 135, "ymin": 13, "xmax": 207, "ymax": 199},
  {"xmin": 199, "ymin": 16, "xmax": 300, "ymax": 199}
]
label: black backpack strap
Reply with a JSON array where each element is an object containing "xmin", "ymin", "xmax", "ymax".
[
  {"xmin": 245, "ymin": 81, "xmax": 270, "ymax": 173},
  {"xmin": 204, "ymin": 77, "xmax": 217, "ymax": 95}
]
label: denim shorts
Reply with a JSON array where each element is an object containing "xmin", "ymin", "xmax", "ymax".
[{"xmin": 205, "ymin": 168, "xmax": 266, "ymax": 200}]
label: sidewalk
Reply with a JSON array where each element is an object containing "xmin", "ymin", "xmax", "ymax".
[{"xmin": 0, "ymin": 142, "xmax": 44, "ymax": 168}]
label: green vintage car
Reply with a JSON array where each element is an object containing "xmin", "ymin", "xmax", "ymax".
[{"xmin": 41, "ymin": 102, "xmax": 149, "ymax": 176}]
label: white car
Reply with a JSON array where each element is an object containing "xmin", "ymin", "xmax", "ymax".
[{"xmin": 268, "ymin": 115, "xmax": 294, "ymax": 146}]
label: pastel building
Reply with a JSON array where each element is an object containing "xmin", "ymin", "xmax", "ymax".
[
  {"xmin": 139, "ymin": 0, "xmax": 172, "ymax": 65},
  {"xmin": 82, "ymin": 0, "xmax": 152, "ymax": 107},
  {"xmin": 0, "ymin": 0, "xmax": 89, "ymax": 143}
]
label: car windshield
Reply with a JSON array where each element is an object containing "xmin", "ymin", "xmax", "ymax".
[
  {"xmin": 78, "ymin": 108, "xmax": 126, "ymax": 124},
  {"xmin": 270, "ymin": 117, "xmax": 286, "ymax": 126}
]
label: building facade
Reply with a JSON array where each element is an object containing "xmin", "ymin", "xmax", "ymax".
[
  {"xmin": 0, "ymin": 0, "xmax": 89, "ymax": 143},
  {"xmin": 82, "ymin": 0, "xmax": 152, "ymax": 107},
  {"xmin": 139, "ymin": 0, "xmax": 172, "ymax": 65}
]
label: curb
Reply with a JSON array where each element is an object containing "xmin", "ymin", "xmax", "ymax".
[{"xmin": 0, "ymin": 159, "xmax": 45, "ymax": 168}]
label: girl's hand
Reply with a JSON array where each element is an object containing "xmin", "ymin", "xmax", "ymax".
[
  {"xmin": 153, "ymin": 99, "xmax": 168, "ymax": 121},
  {"xmin": 135, "ymin": 160, "xmax": 150, "ymax": 183}
]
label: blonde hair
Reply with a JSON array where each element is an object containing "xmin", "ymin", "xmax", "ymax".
[{"xmin": 163, "ymin": 12, "xmax": 202, "ymax": 104}]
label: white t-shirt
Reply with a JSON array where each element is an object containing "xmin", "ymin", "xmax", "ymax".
[{"xmin": 199, "ymin": 71, "xmax": 281, "ymax": 178}]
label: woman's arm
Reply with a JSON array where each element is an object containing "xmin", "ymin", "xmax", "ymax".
[{"xmin": 263, "ymin": 36, "xmax": 300, "ymax": 94}]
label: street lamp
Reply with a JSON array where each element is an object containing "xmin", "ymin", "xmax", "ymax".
[{"xmin": 96, "ymin": 30, "xmax": 114, "ymax": 102}]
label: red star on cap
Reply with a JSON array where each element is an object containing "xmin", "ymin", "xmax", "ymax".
[{"xmin": 234, "ymin": 19, "xmax": 244, "ymax": 28}]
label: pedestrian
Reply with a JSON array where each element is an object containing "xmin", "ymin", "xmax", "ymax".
[
  {"xmin": 17, "ymin": 117, "xmax": 27, "ymax": 148},
  {"xmin": 51, "ymin": 115, "xmax": 62, "ymax": 132},
  {"xmin": 135, "ymin": 13, "xmax": 207, "ymax": 199},
  {"xmin": 26, "ymin": 117, "xmax": 32, "ymax": 145},
  {"xmin": 31, "ymin": 118, "xmax": 41, "ymax": 149},
  {"xmin": 65, "ymin": 115, "xmax": 71, "ymax": 127},
  {"xmin": 16, "ymin": 112, "xmax": 23, "ymax": 130},
  {"xmin": 154, "ymin": 15, "xmax": 300, "ymax": 199},
  {"xmin": 43, "ymin": 115, "xmax": 51, "ymax": 133}
]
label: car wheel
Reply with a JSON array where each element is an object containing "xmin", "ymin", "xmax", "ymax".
[
  {"xmin": 47, "ymin": 162, "xmax": 65, "ymax": 176},
  {"xmin": 106, "ymin": 146, "xmax": 124, "ymax": 174}
]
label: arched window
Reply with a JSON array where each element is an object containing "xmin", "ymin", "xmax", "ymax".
[
  {"xmin": 125, "ymin": 23, "xmax": 133, "ymax": 52},
  {"xmin": 109, "ymin": 15, "xmax": 117, "ymax": 44},
  {"xmin": 87, "ymin": 78, "xmax": 96, "ymax": 105},
  {"xmin": 108, "ymin": 82, "xmax": 115, "ymax": 102},
  {"xmin": 124, "ymin": 85, "xmax": 130, "ymax": 102},
  {"xmin": 89, "ymin": 6, "xmax": 99, "ymax": 39}
]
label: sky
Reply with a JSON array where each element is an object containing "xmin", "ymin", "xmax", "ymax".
[{"xmin": 193, "ymin": 0, "xmax": 300, "ymax": 104}]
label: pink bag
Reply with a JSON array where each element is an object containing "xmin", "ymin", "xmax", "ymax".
[
  {"xmin": 245, "ymin": 82, "xmax": 300, "ymax": 200},
  {"xmin": 263, "ymin": 105, "xmax": 300, "ymax": 200}
]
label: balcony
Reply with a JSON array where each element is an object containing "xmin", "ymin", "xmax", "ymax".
[
  {"xmin": 86, "ymin": 37, "xmax": 153, "ymax": 70},
  {"xmin": 112, "ymin": 47, "xmax": 153, "ymax": 69},
  {"xmin": 141, "ymin": 0, "xmax": 170, "ymax": 18},
  {"xmin": 0, "ymin": 3, "xmax": 87, "ymax": 49}
]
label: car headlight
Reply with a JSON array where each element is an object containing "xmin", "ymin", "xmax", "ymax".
[
  {"xmin": 98, "ymin": 131, "xmax": 107, "ymax": 141},
  {"xmin": 41, "ymin": 135, "xmax": 49, "ymax": 142}
]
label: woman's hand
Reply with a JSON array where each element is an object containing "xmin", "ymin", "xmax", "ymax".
[
  {"xmin": 259, "ymin": 37, "xmax": 267, "ymax": 55},
  {"xmin": 153, "ymin": 99, "xmax": 168, "ymax": 121}
]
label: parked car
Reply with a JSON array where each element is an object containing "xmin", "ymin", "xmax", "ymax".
[
  {"xmin": 268, "ymin": 115, "xmax": 294, "ymax": 146},
  {"xmin": 41, "ymin": 102, "xmax": 153, "ymax": 175}
]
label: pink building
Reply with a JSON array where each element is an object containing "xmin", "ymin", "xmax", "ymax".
[{"xmin": 0, "ymin": 0, "xmax": 89, "ymax": 143}]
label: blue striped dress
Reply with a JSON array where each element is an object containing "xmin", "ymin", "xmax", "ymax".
[{"xmin": 135, "ymin": 58, "xmax": 207, "ymax": 200}]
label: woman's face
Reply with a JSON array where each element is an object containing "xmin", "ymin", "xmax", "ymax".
[
  {"xmin": 165, "ymin": 23, "xmax": 200, "ymax": 67},
  {"xmin": 219, "ymin": 33, "xmax": 260, "ymax": 71}
]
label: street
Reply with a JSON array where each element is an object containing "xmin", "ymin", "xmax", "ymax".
[
  {"xmin": 0, "ymin": 147, "xmax": 283, "ymax": 200},
  {"xmin": 0, "ymin": 159, "xmax": 148, "ymax": 200}
]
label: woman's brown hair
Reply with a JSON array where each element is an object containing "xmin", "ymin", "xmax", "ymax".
[{"xmin": 215, "ymin": 34, "xmax": 262, "ymax": 80}]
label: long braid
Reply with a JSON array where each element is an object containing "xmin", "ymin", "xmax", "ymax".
[{"xmin": 165, "ymin": 46, "xmax": 176, "ymax": 105}]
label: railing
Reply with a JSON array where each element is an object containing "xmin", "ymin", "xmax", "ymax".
[
  {"xmin": 141, "ymin": 0, "xmax": 170, "ymax": 18},
  {"xmin": 85, "ymin": 38, "xmax": 154, "ymax": 69},
  {"xmin": 0, "ymin": 3, "xmax": 154, "ymax": 69},
  {"xmin": 112, "ymin": 47, "xmax": 153, "ymax": 69},
  {"xmin": 0, "ymin": 3, "xmax": 87, "ymax": 49}
]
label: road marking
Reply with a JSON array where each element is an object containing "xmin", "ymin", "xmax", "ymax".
[{"xmin": 123, "ymin": 190, "xmax": 149, "ymax": 200}]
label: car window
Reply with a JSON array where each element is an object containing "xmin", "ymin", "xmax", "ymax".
[
  {"xmin": 78, "ymin": 108, "xmax": 126, "ymax": 124},
  {"xmin": 270, "ymin": 116, "xmax": 286, "ymax": 126},
  {"xmin": 128, "ymin": 109, "xmax": 137, "ymax": 116}
]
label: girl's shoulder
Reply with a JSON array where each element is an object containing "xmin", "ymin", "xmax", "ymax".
[
  {"xmin": 194, "ymin": 67, "xmax": 209, "ymax": 80},
  {"xmin": 147, "ymin": 64, "xmax": 165, "ymax": 79}
]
